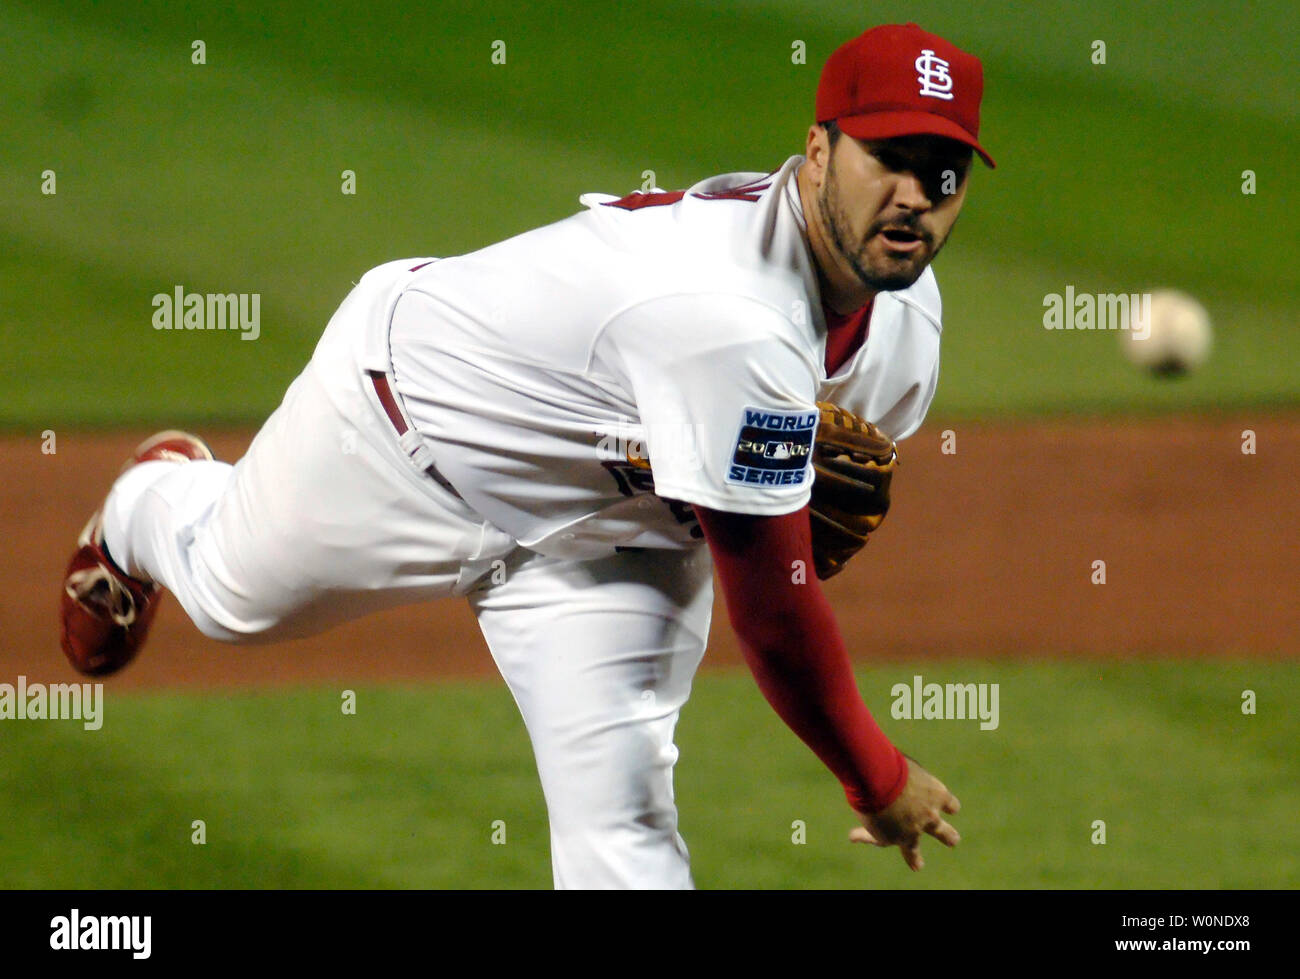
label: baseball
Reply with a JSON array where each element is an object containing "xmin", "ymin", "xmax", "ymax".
[{"xmin": 1122, "ymin": 288, "xmax": 1213, "ymax": 376}]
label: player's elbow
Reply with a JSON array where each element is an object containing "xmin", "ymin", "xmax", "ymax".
[
  {"xmin": 695, "ymin": 503, "xmax": 825, "ymax": 651},
  {"xmin": 731, "ymin": 609, "xmax": 822, "ymax": 667}
]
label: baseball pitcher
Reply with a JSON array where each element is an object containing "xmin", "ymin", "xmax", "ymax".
[{"xmin": 60, "ymin": 23, "xmax": 994, "ymax": 887}]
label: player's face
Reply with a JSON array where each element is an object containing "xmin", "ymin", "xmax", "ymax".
[{"xmin": 816, "ymin": 131, "xmax": 972, "ymax": 293}]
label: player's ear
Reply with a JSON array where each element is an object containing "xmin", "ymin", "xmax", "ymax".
[{"xmin": 805, "ymin": 124, "xmax": 832, "ymax": 179}]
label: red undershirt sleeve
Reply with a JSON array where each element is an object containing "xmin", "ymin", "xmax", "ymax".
[{"xmin": 694, "ymin": 503, "xmax": 907, "ymax": 812}]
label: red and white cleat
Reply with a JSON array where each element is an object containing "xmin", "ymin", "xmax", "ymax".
[{"xmin": 59, "ymin": 430, "xmax": 214, "ymax": 676}]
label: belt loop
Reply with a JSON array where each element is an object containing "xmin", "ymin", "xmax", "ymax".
[{"xmin": 367, "ymin": 370, "xmax": 463, "ymax": 500}]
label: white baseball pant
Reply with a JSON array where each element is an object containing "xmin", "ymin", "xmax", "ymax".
[{"xmin": 99, "ymin": 312, "xmax": 714, "ymax": 890}]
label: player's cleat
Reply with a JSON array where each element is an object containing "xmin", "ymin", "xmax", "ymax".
[{"xmin": 59, "ymin": 431, "xmax": 215, "ymax": 676}]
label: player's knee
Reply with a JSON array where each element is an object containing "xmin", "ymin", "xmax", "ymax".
[
  {"xmin": 178, "ymin": 591, "xmax": 297, "ymax": 645},
  {"xmin": 548, "ymin": 786, "xmax": 682, "ymax": 851},
  {"xmin": 549, "ymin": 803, "xmax": 689, "ymax": 889},
  {"xmin": 188, "ymin": 608, "xmax": 283, "ymax": 645}
]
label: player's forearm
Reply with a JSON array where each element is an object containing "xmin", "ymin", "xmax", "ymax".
[
  {"xmin": 695, "ymin": 505, "xmax": 907, "ymax": 812},
  {"xmin": 730, "ymin": 577, "xmax": 907, "ymax": 812}
]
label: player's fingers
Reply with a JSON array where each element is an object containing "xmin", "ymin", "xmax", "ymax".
[
  {"xmin": 928, "ymin": 817, "xmax": 960, "ymax": 848},
  {"xmin": 849, "ymin": 826, "xmax": 883, "ymax": 846},
  {"xmin": 942, "ymin": 793, "xmax": 961, "ymax": 815},
  {"xmin": 901, "ymin": 840, "xmax": 924, "ymax": 872}
]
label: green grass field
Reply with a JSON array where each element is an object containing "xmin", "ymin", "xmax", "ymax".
[
  {"xmin": 2, "ymin": 1, "xmax": 1295, "ymax": 891},
  {"xmin": 3, "ymin": 663, "xmax": 1295, "ymax": 889},
  {"xmin": 1, "ymin": 0, "xmax": 1296, "ymax": 427}
]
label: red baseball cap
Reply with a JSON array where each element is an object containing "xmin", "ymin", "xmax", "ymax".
[{"xmin": 816, "ymin": 23, "xmax": 995, "ymax": 168}]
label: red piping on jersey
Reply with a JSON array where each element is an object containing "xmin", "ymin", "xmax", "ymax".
[
  {"xmin": 601, "ymin": 175, "xmax": 775, "ymax": 210},
  {"xmin": 693, "ymin": 185, "xmax": 770, "ymax": 202},
  {"xmin": 603, "ymin": 190, "xmax": 687, "ymax": 210}
]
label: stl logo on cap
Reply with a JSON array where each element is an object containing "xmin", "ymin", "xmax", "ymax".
[{"xmin": 915, "ymin": 49, "xmax": 955, "ymax": 101}]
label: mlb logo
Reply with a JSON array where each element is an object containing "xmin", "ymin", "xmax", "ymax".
[
  {"xmin": 762, "ymin": 441, "xmax": 810, "ymax": 461},
  {"xmin": 727, "ymin": 406, "xmax": 816, "ymax": 487}
]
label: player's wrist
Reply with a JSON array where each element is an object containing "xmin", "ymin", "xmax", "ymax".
[{"xmin": 843, "ymin": 744, "xmax": 908, "ymax": 813}]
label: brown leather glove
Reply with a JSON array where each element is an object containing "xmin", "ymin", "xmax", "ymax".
[{"xmin": 809, "ymin": 401, "xmax": 899, "ymax": 580}]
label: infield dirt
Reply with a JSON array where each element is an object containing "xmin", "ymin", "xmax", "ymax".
[{"xmin": 4, "ymin": 415, "xmax": 1295, "ymax": 690}]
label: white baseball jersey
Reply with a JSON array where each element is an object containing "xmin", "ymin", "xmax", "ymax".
[
  {"xmin": 311, "ymin": 153, "xmax": 942, "ymax": 560},
  {"xmin": 103, "ymin": 153, "xmax": 944, "ymax": 890}
]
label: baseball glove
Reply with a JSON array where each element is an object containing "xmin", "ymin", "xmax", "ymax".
[{"xmin": 809, "ymin": 401, "xmax": 899, "ymax": 580}]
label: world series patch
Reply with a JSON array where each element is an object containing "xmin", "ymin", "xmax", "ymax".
[{"xmin": 726, "ymin": 406, "xmax": 816, "ymax": 487}]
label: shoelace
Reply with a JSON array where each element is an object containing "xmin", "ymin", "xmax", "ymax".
[{"xmin": 64, "ymin": 565, "xmax": 140, "ymax": 627}]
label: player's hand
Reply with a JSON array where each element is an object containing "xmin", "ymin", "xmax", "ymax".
[{"xmin": 849, "ymin": 756, "xmax": 960, "ymax": 871}]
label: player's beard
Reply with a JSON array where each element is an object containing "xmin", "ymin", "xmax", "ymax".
[{"xmin": 818, "ymin": 149, "xmax": 948, "ymax": 293}]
